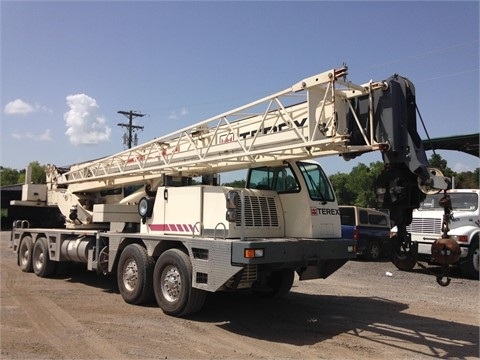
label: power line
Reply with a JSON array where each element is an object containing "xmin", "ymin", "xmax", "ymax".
[{"xmin": 366, "ymin": 40, "xmax": 479, "ymax": 69}]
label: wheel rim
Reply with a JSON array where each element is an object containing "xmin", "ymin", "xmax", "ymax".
[
  {"xmin": 20, "ymin": 243, "xmax": 29, "ymax": 267},
  {"xmin": 371, "ymin": 244, "xmax": 380, "ymax": 259},
  {"xmin": 161, "ymin": 265, "xmax": 182, "ymax": 303},
  {"xmin": 123, "ymin": 259, "xmax": 138, "ymax": 292},
  {"xmin": 34, "ymin": 247, "xmax": 44, "ymax": 270}
]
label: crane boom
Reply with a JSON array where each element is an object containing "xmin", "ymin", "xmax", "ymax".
[{"xmin": 49, "ymin": 67, "xmax": 392, "ymax": 193}]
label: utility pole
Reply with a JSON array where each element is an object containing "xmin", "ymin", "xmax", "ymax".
[{"xmin": 117, "ymin": 110, "xmax": 145, "ymax": 149}]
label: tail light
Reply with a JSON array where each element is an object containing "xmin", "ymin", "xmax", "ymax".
[{"xmin": 353, "ymin": 226, "xmax": 360, "ymax": 241}]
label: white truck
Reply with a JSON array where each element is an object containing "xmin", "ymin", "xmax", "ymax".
[
  {"xmin": 10, "ymin": 66, "xmax": 450, "ymax": 316},
  {"xmin": 401, "ymin": 189, "xmax": 479, "ymax": 278}
]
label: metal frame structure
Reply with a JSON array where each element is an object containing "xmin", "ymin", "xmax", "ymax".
[{"xmin": 53, "ymin": 67, "xmax": 386, "ymax": 190}]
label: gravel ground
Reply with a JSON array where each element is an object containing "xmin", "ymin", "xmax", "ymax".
[{"xmin": 1, "ymin": 231, "xmax": 478, "ymax": 359}]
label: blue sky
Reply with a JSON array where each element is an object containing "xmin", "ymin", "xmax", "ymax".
[{"xmin": 1, "ymin": 1, "xmax": 479, "ymax": 183}]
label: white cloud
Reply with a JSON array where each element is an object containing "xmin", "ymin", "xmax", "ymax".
[
  {"xmin": 11, "ymin": 132, "xmax": 22, "ymax": 139},
  {"xmin": 453, "ymin": 162, "xmax": 475, "ymax": 173},
  {"xmin": 11, "ymin": 129, "xmax": 52, "ymax": 141},
  {"xmin": 38, "ymin": 129, "xmax": 52, "ymax": 141},
  {"xmin": 64, "ymin": 94, "xmax": 111, "ymax": 146},
  {"xmin": 34, "ymin": 103, "xmax": 53, "ymax": 113},
  {"xmin": 3, "ymin": 99, "xmax": 53, "ymax": 115},
  {"xmin": 4, "ymin": 99, "xmax": 34, "ymax": 115},
  {"xmin": 168, "ymin": 107, "xmax": 188, "ymax": 120}
]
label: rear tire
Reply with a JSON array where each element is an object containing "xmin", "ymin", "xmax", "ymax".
[
  {"xmin": 153, "ymin": 249, "xmax": 206, "ymax": 317},
  {"xmin": 32, "ymin": 237, "xmax": 56, "ymax": 278},
  {"xmin": 365, "ymin": 240, "xmax": 381, "ymax": 261},
  {"xmin": 18, "ymin": 235, "xmax": 34, "ymax": 273},
  {"xmin": 117, "ymin": 244, "xmax": 155, "ymax": 305}
]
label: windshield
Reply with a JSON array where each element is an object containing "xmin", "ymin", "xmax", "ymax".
[
  {"xmin": 297, "ymin": 161, "xmax": 335, "ymax": 202},
  {"xmin": 246, "ymin": 161, "xmax": 335, "ymax": 202},
  {"xmin": 247, "ymin": 164, "xmax": 299, "ymax": 192},
  {"xmin": 419, "ymin": 193, "xmax": 478, "ymax": 211}
]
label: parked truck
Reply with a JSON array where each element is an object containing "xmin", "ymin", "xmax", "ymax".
[
  {"xmin": 392, "ymin": 189, "xmax": 479, "ymax": 278},
  {"xmin": 10, "ymin": 66, "xmax": 450, "ymax": 316},
  {"xmin": 339, "ymin": 206, "xmax": 391, "ymax": 261}
]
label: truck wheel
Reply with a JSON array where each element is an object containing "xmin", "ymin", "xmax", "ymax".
[
  {"xmin": 460, "ymin": 239, "xmax": 479, "ymax": 279},
  {"xmin": 252, "ymin": 269, "xmax": 295, "ymax": 298},
  {"xmin": 32, "ymin": 237, "xmax": 56, "ymax": 278},
  {"xmin": 153, "ymin": 249, "xmax": 206, "ymax": 317},
  {"xmin": 117, "ymin": 244, "xmax": 155, "ymax": 305},
  {"xmin": 366, "ymin": 241, "xmax": 381, "ymax": 261},
  {"xmin": 18, "ymin": 235, "xmax": 34, "ymax": 273}
]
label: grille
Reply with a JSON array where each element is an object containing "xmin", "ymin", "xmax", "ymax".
[
  {"xmin": 407, "ymin": 218, "xmax": 442, "ymax": 234},
  {"xmin": 225, "ymin": 265, "xmax": 258, "ymax": 289},
  {"xmin": 235, "ymin": 194, "xmax": 279, "ymax": 227},
  {"xmin": 242, "ymin": 264, "xmax": 258, "ymax": 282},
  {"xmin": 196, "ymin": 272, "xmax": 208, "ymax": 284}
]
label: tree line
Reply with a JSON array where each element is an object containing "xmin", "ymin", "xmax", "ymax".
[
  {"xmin": 1, "ymin": 155, "xmax": 478, "ymax": 210},
  {"xmin": 329, "ymin": 154, "xmax": 479, "ymax": 208},
  {"xmin": 0, "ymin": 161, "xmax": 46, "ymax": 185}
]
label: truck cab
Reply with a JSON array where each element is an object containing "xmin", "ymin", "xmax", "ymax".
[
  {"xmin": 399, "ymin": 189, "xmax": 479, "ymax": 278},
  {"xmin": 140, "ymin": 159, "xmax": 343, "ymax": 241},
  {"xmin": 246, "ymin": 160, "xmax": 341, "ymax": 238}
]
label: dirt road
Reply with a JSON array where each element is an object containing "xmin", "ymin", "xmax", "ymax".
[{"xmin": 1, "ymin": 231, "xmax": 478, "ymax": 359}]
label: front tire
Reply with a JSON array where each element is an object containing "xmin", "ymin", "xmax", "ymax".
[
  {"xmin": 460, "ymin": 239, "xmax": 479, "ymax": 279},
  {"xmin": 252, "ymin": 269, "xmax": 295, "ymax": 298},
  {"xmin": 32, "ymin": 237, "xmax": 56, "ymax": 278},
  {"xmin": 153, "ymin": 249, "xmax": 206, "ymax": 317},
  {"xmin": 18, "ymin": 235, "xmax": 34, "ymax": 272},
  {"xmin": 117, "ymin": 244, "xmax": 155, "ymax": 305}
]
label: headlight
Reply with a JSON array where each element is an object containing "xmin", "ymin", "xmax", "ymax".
[
  {"xmin": 450, "ymin": 235, "xmax": 469, "ymax": 243},
  {"xmin": 244, "ymin": 248, "xmax": 264, "ymax": 258},
  {"xmin": 226, "ymin": 209, "xmax": 237, "ymax": 223},
  {"xmin": 225, "ymin": 190, "xmax": 239, "ymax": 222},
  {"xmin": 226, "ymin": 190, "xmax": 238, "ymax": 209}
]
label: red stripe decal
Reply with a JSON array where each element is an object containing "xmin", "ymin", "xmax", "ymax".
[{"xmin": 149, "ymin": 224, "xmax": 194, "ymax": 232}]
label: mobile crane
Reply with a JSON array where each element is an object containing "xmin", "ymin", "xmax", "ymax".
[{"xmin": 10, "ymin": 66, "xmax": 451, "ymax": 316}]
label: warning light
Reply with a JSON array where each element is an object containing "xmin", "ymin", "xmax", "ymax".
[{"xmin": 244, "ymin": 248, "xmax": 264, "ymax": 258}]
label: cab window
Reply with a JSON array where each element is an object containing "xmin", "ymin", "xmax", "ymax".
[{"xmin": 297, "ymin": 161, "xmax": 335, "ymax": 202}]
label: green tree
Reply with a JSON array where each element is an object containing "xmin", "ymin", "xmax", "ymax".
[
  {"xmin": 454, "ymin": 168, "xmax": 479, "ymax": 189},
  {"xmin": 15, "ymin": 161, "xmax": 46, "ymax": 184},
  {"xmin": 0, "ymin": 167, "xmax": 22, "ymax": 186},
  {"xmin": 329, "ymin": 172, "xmax": 354, "ymax": 205},
  {"xmin": 329, "ymin": 155, "xmax": 478, "ymax": 210},
  {"xmin": 222, "ymin": 179, "xmax": 246, "ymax": 188},
  {"xmin": 345, "ymin": 162, "xmax": 383, "ymax": 208},
  {"xmin": 28, "ymin": 161, "xmax": 47, "ymax": 184},
  {"xmin": 428, "ymin": 153, "xmax": 454, "ymax": 179},
  {"xmin": 0, "ymin": 162, "xmax": 46, "ymax": 186}
]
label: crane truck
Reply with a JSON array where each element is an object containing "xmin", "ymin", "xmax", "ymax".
[{"xmin": 10, "ymin": 66, "xmax": 452, "ymax": 316}]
